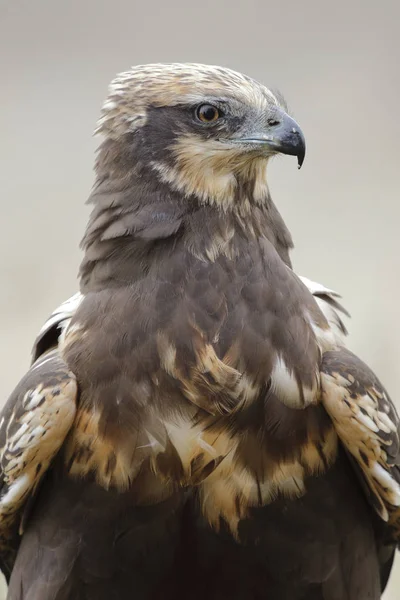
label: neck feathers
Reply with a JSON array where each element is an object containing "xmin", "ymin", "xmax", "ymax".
[{"xmin": 79, "ymin": 137, "xmax": 294, "ymax": 292}]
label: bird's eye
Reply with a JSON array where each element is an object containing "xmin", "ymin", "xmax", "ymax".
[{"xmin": 196, "ymin": 104, "xmax": 221, "ymax": 123}]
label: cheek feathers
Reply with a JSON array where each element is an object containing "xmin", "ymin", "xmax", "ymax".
[{"xmin": 150, "ymin": 134, "xmax": 270, "ymax": 210}]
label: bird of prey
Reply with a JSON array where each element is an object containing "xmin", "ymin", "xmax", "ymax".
[{"xmin": 0, "ymin": 63, "xmax": 399, "ymax": 600}]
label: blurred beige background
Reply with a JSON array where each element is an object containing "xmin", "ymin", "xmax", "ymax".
[{"xmin": 0, "ymin": 0, "xmax": 399, "ymax": 597}]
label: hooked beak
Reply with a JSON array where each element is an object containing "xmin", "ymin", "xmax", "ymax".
[{"xmin": 231, "ymin": 109, "xmax": 306, "ymax": 169}]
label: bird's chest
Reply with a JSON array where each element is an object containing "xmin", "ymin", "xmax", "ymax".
[
  {"xmin": 179, "ymin": 258, "xmax": 323, "ymax": 413},
  {"xmin": 62, "ymin": 261, "xmax": 337, "ymax": 534}
]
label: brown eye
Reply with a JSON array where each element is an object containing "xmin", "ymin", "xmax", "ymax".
[{"xmin": 196, "ymin": 104, "xmax": 221, "ymax": 123}]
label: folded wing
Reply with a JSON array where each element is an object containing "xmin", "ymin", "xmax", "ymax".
[
  {"xmin": 0, "ymin": 351, "xmax": 77, "ymax": 580},
  {"xmin": 321, "ymin": 347, "xmax": 400, "ymax": 538}
]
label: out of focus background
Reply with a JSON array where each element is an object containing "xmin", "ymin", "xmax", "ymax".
[{"xmin": 1, "ymin": 0, "xmax": 399, "ymax": 597}]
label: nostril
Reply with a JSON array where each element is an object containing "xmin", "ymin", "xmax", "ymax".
[{"xmin": 267, "ymin": 119, "xmax": 280, "ymax": 127}]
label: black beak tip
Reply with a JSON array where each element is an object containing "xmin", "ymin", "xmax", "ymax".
[
  {"xmin": 297, "ymin": 145, "xmax": 306, "ymax": 169},
  {"xmin": 294, "ymin": 128, "xmax": 306, "ymax": 169}
]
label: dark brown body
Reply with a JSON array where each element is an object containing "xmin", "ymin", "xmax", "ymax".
[
  {"xmin": 9, "ymin": 447, "xmax": 384, "ymax": 599},
  {"xmin": 2, "ymin": 65, "xmax": 398, "ymax": 597},
  {"xmin": 7, "ymin": 200, "xmax": 391, "ymax": 597}
]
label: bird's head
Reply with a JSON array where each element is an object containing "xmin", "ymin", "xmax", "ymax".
[{"xmin": 95, "ymin": 63, "xmax": 305, "ymax": 209}]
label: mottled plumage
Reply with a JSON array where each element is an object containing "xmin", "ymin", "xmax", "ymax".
[{"xmin": 0, "ymin": 63, "xmax": 398, "ymax": 599}]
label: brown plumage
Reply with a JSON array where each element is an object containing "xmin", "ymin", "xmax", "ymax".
[{"xmin": 0, "ymin": 63, "xmax": 398, "ymax": 599}]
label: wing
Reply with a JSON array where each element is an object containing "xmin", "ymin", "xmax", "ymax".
[
  {"xmin": 32, "ymin": 292, "xmax": 83, "ymax": 362},
  {"xmin": 0, "ymin": 350, "xmax": 77, "ymax": 580},
  {"xmin": 320, "ymin": 347, "xmax": 400, "ymax": 539},
  {"xmin": 298, "ymin": 275, "xmax": 349, "ymax": 341}
]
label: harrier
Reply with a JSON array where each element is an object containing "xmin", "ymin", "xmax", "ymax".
[{"xmin": 0, "ymin": 63, "xmax": 398, "ymax": 599}]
